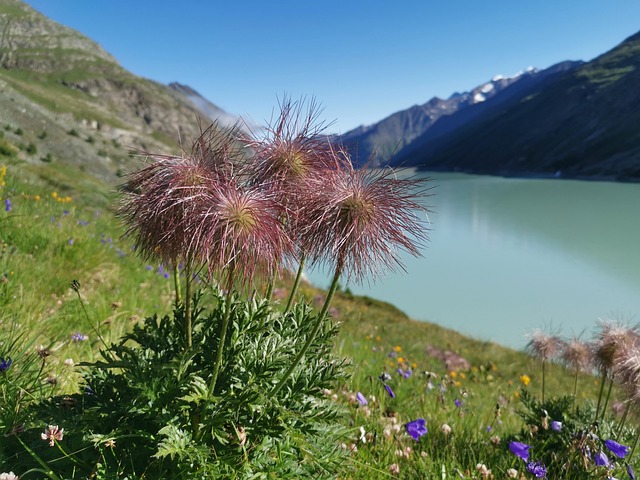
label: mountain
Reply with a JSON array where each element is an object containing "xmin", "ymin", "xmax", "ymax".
[
  {"xmin": 339, "ymin": 62, "xmax": 582, "ymax": 166},
  {"xmin": 0, "ymin": 0, "xmax": 241, "ymax": 183},
  {"xmin": 392, "ymin": 31, "xmax": 640, "ymax": 181}
]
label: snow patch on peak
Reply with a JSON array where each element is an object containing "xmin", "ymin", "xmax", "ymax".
[
  {"xmin": 480, "ymin": 83, "xmax": 494, "ymax": 94},
  {"xmin": 492, "ymin": 74, "xmax": 504, "ymax": 82},
  {"xmin": 473, "ymin": 92, "xmax": 486, "ymax": 103}
]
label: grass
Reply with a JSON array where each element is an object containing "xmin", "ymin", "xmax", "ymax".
[{"xmin": 1, "ymin": 161, "xmax": 638, "ymax": 479}]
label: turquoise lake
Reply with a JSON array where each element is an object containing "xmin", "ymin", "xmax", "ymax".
[{"xmin": 305, "ymin": 172, "xmax": 640, "ymax": 349}]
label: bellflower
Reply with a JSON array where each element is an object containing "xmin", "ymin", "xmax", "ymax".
[
  {"xmin": 605, "ymin": 439, "xmax": 630, "ymax": 458},
  {"xmin": 4, "ymin": 198, "xmax": 11, "ymax": 212},
  {"xmin": 551, "ymin": 420, "xmax": 562, "ymax": 432},
  {"xmin": 384, "ymin": 384, "xmax": 395, "ymax": 398},
  {"xmin": 405, "ymin": 418, "xmax": 427, "ymax": 440},
  {"xmin": 595, "ymin": 451, "xmax": 610, "ymax": 467},
  {"xmin": 71, "ymin": 332, "xmax": 89, "ymax": 342},
  {"xmin": 356, "ymin": 392, "xmax": 368, "ymax": 406},
  {"xmin": 526, "ymin": 461, "xmax": 547, "ymax": 478},
  {"xmin": 627, "ymin": 464, "xmax": 635, "ymax": 480},
  {"xmin": 0, "ymin": 357, "xmax": 12, "ymax": 373},
  {"xmin": 509, "ymin": 441, "xmax": 531, "ymax": 461}
]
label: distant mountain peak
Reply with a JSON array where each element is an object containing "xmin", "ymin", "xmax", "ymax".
[{"xmin": 341, "ymin": 64, "xmax": 567, "ymax": 166}]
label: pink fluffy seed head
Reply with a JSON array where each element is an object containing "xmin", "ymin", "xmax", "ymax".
[{"xmin": 300, "ymin": 165, "xmax": 431, "ymax": 284}]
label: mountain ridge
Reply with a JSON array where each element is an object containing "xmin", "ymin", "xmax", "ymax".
[
  {"xmin": 0, "ymin": 0, "xmax": 242, "ymax": 184},
  {"xmin": 393, "ymin": 30, "xmax": 640, "ymax": 181},
  {"xmin": 340, "ymin": 61, "xmax": 583, "ymax": 166}
]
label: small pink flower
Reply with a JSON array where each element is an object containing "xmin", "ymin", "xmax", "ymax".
[{"xmin": 41, "ymin": 425, "xmax": 64, "ymax": 446}]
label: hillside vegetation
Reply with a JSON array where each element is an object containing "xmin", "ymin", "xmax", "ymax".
[{"xmin": 1, "ymin": 140, "xmax": 637, "ymax": 478}]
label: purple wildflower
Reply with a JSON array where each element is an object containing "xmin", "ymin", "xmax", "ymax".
[
  {"xmin": 627, "ymin": 464, "xmax": 635, "ymax": 480},
  {"xmin": 68, "ymin": 238, "xmax": 74, "ymax": 245},
  {"xmin": 526, "ymin": 461, "xmax": 547, "ymax": 478},
  {"xmin": 4, "ymin": 198, "xmax": 11, "ymax": 212},
  {"xmin": 71, "ymin": 332, "xmax": 89, "ymax": 342},
  {"xmin": 605, "ymin": 439, "xmax": 630, "ymax": 458},
  {"xmin": 595, "ymin": 451, "xmax": 610, "ymax": 467},
  {"xmin": 384, "ymin": 384, "xmax": 395, "ymax": 398},
  {"xmin": 397, "ymin": 368, "xmax": 404, "ymax": 376},
  {"xmin": 145, "ymin": 265, "xmax": 153, "ymax": 271},
  {"xmin": 551, "ymin": 420, "xmax": 562, "ymax": 432},
  {"xmin": 404, "ymin": 370, "xmax": 412, "ymax": 379},
  {"xmin": 405, "ymin": 418, "xmax": 427, "ymax": 440},
  {"xmin": 0, "ymin": 357, "xmax": 12, "ymax": 373},
  {"xmin": 509, "ymin": 441, "xmax": 531, "ymax": 461},
  {"xmin": 454, "ymin": 398, "xmax": 462, "ymax": 408},
  {"xmin": 356, "ymin": 392, "xmax": 368, "ymax": 406}
]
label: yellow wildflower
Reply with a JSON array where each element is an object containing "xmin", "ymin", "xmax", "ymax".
[{"xmin": 520, "ymin": 374, "xmax": 531, "ymax": 387}]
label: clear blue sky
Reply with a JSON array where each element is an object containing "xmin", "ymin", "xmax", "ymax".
[{"xmin": 24, "ymin": 0, "xmax": 640, "ymax": 133}]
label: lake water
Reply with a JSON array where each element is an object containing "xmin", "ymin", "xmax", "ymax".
[{"xmin": 306, "ymin": 172, "xmax": 640, "ymax": 349}]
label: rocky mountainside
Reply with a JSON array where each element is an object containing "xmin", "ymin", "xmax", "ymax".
[
  {"xmin": 393, "ymin": 31, "xmax": 640, "ymax": 181},
  {"xmin": 340, "ymin": 62, "xmax": 582, "ymax": 166},
  {"xmin": 0, "ymin": 0, "xmax": 240, "ymax": 184}
]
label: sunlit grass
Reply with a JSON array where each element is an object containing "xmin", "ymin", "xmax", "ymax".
[{"xmin": 1, "ymin": 160, "xmax": 638, "ymax": 479}]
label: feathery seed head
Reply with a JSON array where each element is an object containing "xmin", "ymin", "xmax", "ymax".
[
  {"xmin": 526, "ymin": 329, "xmax": 563, "ymax": 361},
  {"xmin": 560, "ymin": 337, "xmax": 592, "ymax": 373},
  {"xmin": 118, "ymin": 125, "xmax": 242, "ymax": 267},
  {"xmin": 201, "ymin": 179, "xmax": 293, "ymax": 290},
  {"xmin": 593, "ymin": 320, "xmax": 639, "ymax": 373},
  {"xmin": 302, "ymin": 163, "xmax": 430, "ymax": 283},
  {"xmin": 246, "ymin": 97, "xmax": 344, "ymax": 188}
]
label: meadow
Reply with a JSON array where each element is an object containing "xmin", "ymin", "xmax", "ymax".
[{"xmin": 1, "ymin": 112, "xmax": 639, "ymax": 479}]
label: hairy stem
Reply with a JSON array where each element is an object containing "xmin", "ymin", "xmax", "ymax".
[
  {"xmin": 595, "ymin": 369, "xmax": 608, "ymax": 422},
  {"xmin": 184, "ymin": 257, "xmax": 192, "ymax": 349},
  {"xmin": 541, "ymin": 358, "xmax": 546, "ymax": 404},
  {"xmin": 601, "ymin": 376, "xmax": 614, "ymax": 421},
  {"xmin": 173, "ymin": 262, "xmax": 182, "ymax": 305},
  {"xmin": 207, "ymin": 269, "xmax": 236, "ymax": 398},
  {"xmin": 270, "ymin": 265, "xmax": 341, "ymax": 398},
  {"xmin": 264, "ymin": 279, "xmax": 274, "ymax": 301},
  {"xmin": 285, "ymin": 253, "xmax": 306, "ymax": 313}
]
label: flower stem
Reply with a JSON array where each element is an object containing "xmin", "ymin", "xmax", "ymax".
[
  {"xmin": 264, "ymin": 279, "xmax": 274, "ymax": 301},
  {"xmin": 595, "ymin": 370, "xmax": 607, "ymax": 422},
  {"xmin": 617, "ymin": 402, "xmax": 630, "ymax": 438},
  {"xmin": 184, "ymin": 258, "xmax": 192, "ymax": 349},
  {"xmin": 173, "ymin": 262, "xmax": 182, "ymax": 305},
  {"xmin": 270, "ymin": 265, "xmax": 341, "ymax": 398},
  {"xmin": 601, "ymin": 376, "xmax": 614, "ymax": 420},
  {"xmin": 207, "ymin": 269, "xmax": 236, "ymax": 398},
  {"xmin": 572, "ymin": 368, "xmax": 579, "ymax": 412},
  {"xmin": 285, "ymin": 253, "xmax": 306, "ymax": 313},
  {"xmin": 541, "ymin": 358, "xmax": 546, "ymax": 404}
]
